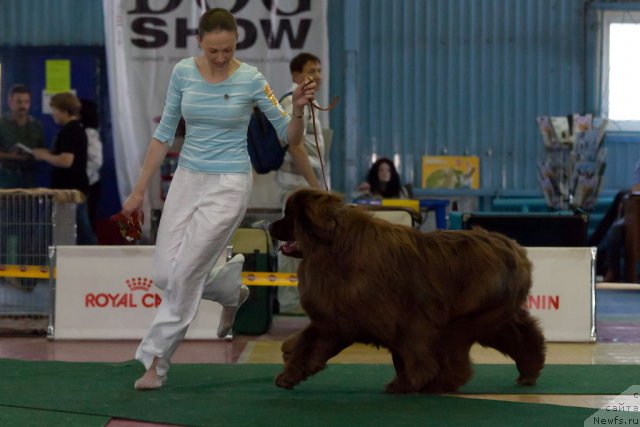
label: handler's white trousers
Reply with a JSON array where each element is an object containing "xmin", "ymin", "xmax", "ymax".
[{"xmin": 136, "ymin": 167, "xmax": 252, "ymax": 376}]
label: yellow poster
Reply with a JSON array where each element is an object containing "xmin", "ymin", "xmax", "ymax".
[
  {"xmin": 45, "ymin": 60, "xmax": 71, "ymax": 94},
  {"xmin": 422, "ymin": 156, "xmax": 480, "ymax": 189}
]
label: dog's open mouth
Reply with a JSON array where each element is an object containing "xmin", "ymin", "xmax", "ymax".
[{"xmin": 279, "ymin": 240, "xmax": 304, "ymax": 258}]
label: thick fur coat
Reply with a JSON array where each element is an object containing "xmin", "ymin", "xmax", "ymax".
[{"xmin": 269, "ymin": 189, "xmax": 545, "ymax": 393}]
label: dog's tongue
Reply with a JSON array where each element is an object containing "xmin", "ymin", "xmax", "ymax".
[{"xmin": 279, "ymin": 240, "xmax": 299, "ymax": 255}]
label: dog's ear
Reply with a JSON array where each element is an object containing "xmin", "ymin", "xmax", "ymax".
[{"xmin": 297, "ymin": 190, "xmax": 342, "ymax": 245}]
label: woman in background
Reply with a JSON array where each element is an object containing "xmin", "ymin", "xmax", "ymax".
[{"xmin": 356, "ymin": 157, "xmax": 410, "ymax": 199}]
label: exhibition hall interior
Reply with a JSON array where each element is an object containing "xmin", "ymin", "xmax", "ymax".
[{"xmin": 1, "ymin": 1, "xmax": 640, "ymax": 426}]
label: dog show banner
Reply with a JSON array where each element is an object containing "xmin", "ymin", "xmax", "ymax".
[
  {"xmin": 103, "ymin": 0, "xmax": 329, "ymax": 215},
  {"xmin": 52, "ymin": 245, "xmax": 595, "ymax": 341}
]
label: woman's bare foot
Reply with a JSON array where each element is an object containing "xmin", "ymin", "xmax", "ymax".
[{"xmin": 134, "ymin": 357, "xmax": 167, "ymax": 390}]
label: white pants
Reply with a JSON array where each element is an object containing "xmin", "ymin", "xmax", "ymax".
[{"xmin": 136, "ymin": 167, "xmax": 252, "ymax": 376}]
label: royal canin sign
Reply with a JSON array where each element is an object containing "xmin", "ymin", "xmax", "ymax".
[{"xmin": 85, "ymin": 277, "xmax": 161, "ymax": 308}]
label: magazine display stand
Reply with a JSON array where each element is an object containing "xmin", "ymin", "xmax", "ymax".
[{"xmin": 536, "ymin": 114, "xmax": 607, "ymax": 211}]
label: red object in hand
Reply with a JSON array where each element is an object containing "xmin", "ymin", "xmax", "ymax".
[{"xmin": 109, "ymin": 211, "xmax": 144, "ymax": 243}]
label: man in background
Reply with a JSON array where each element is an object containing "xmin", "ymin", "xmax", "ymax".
[
  {"xmin": 275, "ymin": 53, "xmax": 327, "ymax": 314},
  {"xmin": 0, "ymin": 84, "xmax": 45, "ymax": 188}
]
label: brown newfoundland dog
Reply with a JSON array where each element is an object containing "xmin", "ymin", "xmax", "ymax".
[{"xmin": 269, "ymin": 189, "xmax": 545, "ymax": 394}]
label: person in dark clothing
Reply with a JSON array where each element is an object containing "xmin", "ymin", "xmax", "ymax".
[
  {"xmin": 589, "ymin": 161, "xmax": 640, "ymax": 282},
  {"xmin": 33, "ymin": 92, "xmax": 96, "ymax": 244},
  {"xmin": 356, "ymin": 157, "xmax": 410, "ymax": 199},
  {"xmin": 0, "ymin": 84, "xmax": 45, "ymax": 188}
]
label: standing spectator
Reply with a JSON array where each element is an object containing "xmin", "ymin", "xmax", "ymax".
[
  {"xmin": 33, "ymin": 92, "xmax": 97, "ymax": 245},
  {"xmin": 80, "ymin": 99, "xmax": 103, "ymax": 232},
  {"xmin": 0, "ymin": 84, "xmax": 45, "ymax": 188}
]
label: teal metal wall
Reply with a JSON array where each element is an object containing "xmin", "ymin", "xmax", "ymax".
[
  {"xmin": 330, "ymin": 0, "xmax": 593, "ymax": 194},
  {"xmin": 0, "ymin": 0, "xmax": 104, "ymax": 46}
]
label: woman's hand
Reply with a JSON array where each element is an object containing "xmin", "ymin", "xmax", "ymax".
[
  {"xmin": 291, "ymin": 77, "xmax": 317, "ymax": 111},
  {"xmin": 122, "ymin": 193, "xmax": 144, "ymax": 217},
  {"xmin": 113, "ymin": 194, "xmax": 145, "ymax": 242}
]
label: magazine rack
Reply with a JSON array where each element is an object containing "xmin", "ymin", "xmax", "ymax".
[{"xmin": 536, "ymin": 114, "xmax": 607, "ymax": 211}]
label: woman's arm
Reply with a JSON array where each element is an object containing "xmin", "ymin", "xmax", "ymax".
[
  {"xmin": 32, "ymin": 149, "xmax": 74, "ymax": 168},
  {"xmin": 123, "ymin": 63, "xmax": 182, "ymax": 215},
  {"xmin": 278, "ymin": 94, "xmax": 321, "ymax": 188},
  {"xmin": 285, "ymin": 78, "xmax": 316, "ymax": 148},
  {"xmin": 284, "ymin": 79, "xmax": 321, "ymax": 187},
  {"xmin": 33, "ymin": 123, "xmax": 83, "ymax": 168},
  {"xmin": 287, "ymin": 142, "xmax": 321, "ymax": 188},
  {"xmin": 122, "ymin": 138, "xmax": 169, "ymax": 215}
]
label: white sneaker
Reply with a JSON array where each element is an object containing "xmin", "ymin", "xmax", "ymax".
[
  {"xmin": 202, "ymin": 254, "xmax": 245, "ymax": 305},
  {"xmin": 217, "ymin": 284, "xmax": 250, "ymax": 339}
]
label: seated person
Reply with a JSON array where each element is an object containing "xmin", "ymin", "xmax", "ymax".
[
  {"xmin": 590, "ymin": 160, "xmax": 640, "ymax": 282},
  {"xmin": 355, "ymin": 157, "xmax": 410, "ymax": 200}
]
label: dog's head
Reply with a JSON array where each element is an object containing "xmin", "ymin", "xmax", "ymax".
[{"xmin": 269, "ymin": 189, "xmax": 343, "ymax": 258}]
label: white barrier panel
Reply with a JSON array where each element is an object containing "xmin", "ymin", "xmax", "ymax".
[
  {"xmin": 526, "ymin": 247, "xmax": 596, "ymax": 342},
  {"xmin": 52, "ymin": 245, "xmax": 595, "ymax": 342},
  {"xmin": 52, "ymin": 246, "xmax": 225, "ymax": 340}
]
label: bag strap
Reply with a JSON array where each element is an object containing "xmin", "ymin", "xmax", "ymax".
[{"xmin": 279, "ymin": 91, "xmax": 294, "ymax": 103}]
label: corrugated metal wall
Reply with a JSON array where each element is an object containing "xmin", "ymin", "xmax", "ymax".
[
  {"xmin": 329, "ymin": 0, "xmax": 592, "ymax": 193},
  {"xmin": 0, "ymin": 0, "xmax": 104, "ymax": 46}
]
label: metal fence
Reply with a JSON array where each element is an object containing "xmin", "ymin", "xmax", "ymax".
[{"xmin": 0, "ymin": 190, "xmax": 78, "ymax": 316}]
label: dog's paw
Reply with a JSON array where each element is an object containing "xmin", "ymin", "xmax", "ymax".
[
  {"xmin": 275, "ymin": 372, "xmax": 299, "ymax": 389},
  {"xmin": 516, "ymin": 375, "xmax": 538, "ymax": 386}
]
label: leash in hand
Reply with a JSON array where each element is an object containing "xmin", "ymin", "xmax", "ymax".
[{"xmin": 307, "ymin": 96, "xmax": 339, "ymax": 191}]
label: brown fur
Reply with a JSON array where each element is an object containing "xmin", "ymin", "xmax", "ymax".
[{"xmin": 269, "ymin": 189, "xmax": 546, "ymax": 394}]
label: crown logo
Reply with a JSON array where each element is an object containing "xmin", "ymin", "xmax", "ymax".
[{"xmin": 126, "ymin": 277, "xmax": 153, "ymax": 292}]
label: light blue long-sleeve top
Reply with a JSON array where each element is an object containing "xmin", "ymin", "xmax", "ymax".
[{"xmin": 154, "ymin": 57, "xmax": 290, "ymax": 173}]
